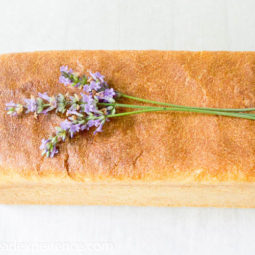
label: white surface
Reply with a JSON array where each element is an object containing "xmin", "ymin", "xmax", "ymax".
[{"xmin": 1, "ymin": 0, "xmax": 255, "ymax": 254}]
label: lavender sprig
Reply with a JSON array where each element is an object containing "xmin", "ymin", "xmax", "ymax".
[
  {"xmin": 59, "ymin": 66, "xmax": 113, "ymax": 94},
  {"xmin": 39, "ymin": 112, "xmax": 108, "ymax": 157},
  {"xmin": 40, "ymin": 127, "xmax": 66, "ymax": 158},
  {"xmin": 40, "ymin": 138, "xmax": 59, "ymax": 158},
  {"xmin": 37, "ymin": 66, "xmax": 117, "ymax": 157},
  {"xmin": 5, "ymin": 91, "xmax": 106, "ymax": 118},
  {"xmin": 8, "ymin": 65, "xmax": 255, "ymax": 159},
  {"xmin": 59, "ymin": 65, "xmax": 88, "ymax": 89}
]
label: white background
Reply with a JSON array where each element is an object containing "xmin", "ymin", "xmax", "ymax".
[{"xmin": 1, "ymin": 0, "xmax": 255, "ymax": 254}]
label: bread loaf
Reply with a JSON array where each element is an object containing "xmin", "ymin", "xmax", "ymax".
[{"xmin": 1, "ymin": 50, "xmax": 255, "ymax": 207}]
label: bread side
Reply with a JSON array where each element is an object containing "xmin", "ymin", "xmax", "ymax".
[{"xmin": 1, "ymin": 183, "xmax": 255, "ymax": 207}]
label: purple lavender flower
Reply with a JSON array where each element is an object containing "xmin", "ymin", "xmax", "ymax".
[
  {"xmin": 83, "ymin": 85, "xmax": 91, "ymax": 93},
  {"xmin": 60, "ymin": 66, "xmax": 69, "ymax": 73},
  {"xmin": 59, "ymin": 76, "xmax": 71, "ymax": 86},
  {"xmin": 80, "ymin": 124, "xmax": 87, "ymax": 131},
  {"xmin": 104, "ymin": 88, "xmax": 116, "ymax": 98},
  {"xmin": 60, "ymin": 120, "xmax": 72, "ymax": 131},
  {"xmin": 69, "ymin": 124, "xmax": 81, "ymax": 138},
  {"xmin": 90, "ymin": 81, "xmax": 101, "ymax": 91},
  {"xmin": 6, "ymin": 102, "xmax": 17, "ymax": 116},
  {"xmin": 94, "ymin": 121, "xmax": 104, "ymax": 134},
  {"xmin": 81, "ymin": 93, "xmax": 93, "ymax": 104},
  {"xmin": 85, "ymin": 102, "xmax": 97, "ymax": 114},
  {"xmin": 50, "ymin": 146, "xmax": 59, "ymax": 158},
  {"xmin": 89, "ymin": 71, "xmax": 105, "ymax": 82},
  {"xmin": 85, "ymin": 118, "xmax": 105, "ymax": 134},
  {"xmin": 59, "ymin": 66, "xmax": 74, "ymax": 86},
  {"xmin": 6, "ymin": 102, "xmax": 23, "ymax": 116},
  {"xmin": 24, "ymin": 97, "xmax": 37, "ymax": 113},
  {"xmin": 38, "ymin": 92, "xmax": 51, "ymax": 102},
  {"xmin": 60, "ymin": 65, "xmax": 73, "ymax": 74},
  {"xmin": 40, "ymin": 138, "xmax": 50, "ymax": 150},
  {"xmin": 97, "ymin": 88, "xmax": 116, "ymax": 102},
  {"xmin": 81, "ymin": 93, "xmax": 98, "ymax": 114},
  {"xmin": 85, "ymin": 119, "xmax": 99, "ymax": 130},
  {"xmin": 6, "ymin": 102, "xmax": 15, "ymax": 107},
  {"xmin": 38, "ymin": 92, "xmax": 57, "ymax": 114},
  {"xmin": 40, "ymin": 138, "xmax": 59, "ymax": 158},
  {"xmin": 60, "ymin": 120, "xmax": 81, "ymax": 138}
]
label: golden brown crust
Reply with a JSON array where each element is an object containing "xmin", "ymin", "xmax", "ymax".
[{"xmin": 1, "ymin": 50, "xmax": 255, "ymax": 185}]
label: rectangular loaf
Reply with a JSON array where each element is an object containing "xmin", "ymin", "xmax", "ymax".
[{"xmin": 1, "ymin": 50, "xmax": 255, "ymax": 207}]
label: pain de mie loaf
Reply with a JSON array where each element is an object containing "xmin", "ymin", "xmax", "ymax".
[{"xmin": 1, "ymin": 50, "xmax": 255, "ymax": 207}]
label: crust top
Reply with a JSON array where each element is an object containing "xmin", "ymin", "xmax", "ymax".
[{"xmin": 1, "ymin": 50, "xmax": 255, "ymax": 184}]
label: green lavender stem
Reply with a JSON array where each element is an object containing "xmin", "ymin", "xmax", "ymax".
[
  {"xmin": 107, "ymin": 109, "xmax": 255, "ymax": 120},
  {"xmin": 99, "ymin": 102, "xmax": 157, "ymax": 109},
  {"xmin": 103, "ymin": 103, "xmax": 255, "ymax": 120},
  {"xmin": 119, "ymin": 93, "xmax": 255, "ymax": 112}
]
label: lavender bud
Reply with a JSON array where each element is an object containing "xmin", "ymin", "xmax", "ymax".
[{"xmin": 6, "ymin": 102, "xmax": 24, "ymax": 116}]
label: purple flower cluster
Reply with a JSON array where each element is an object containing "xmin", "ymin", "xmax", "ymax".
[
  {"xmin": 24, "ymin": 97, "xmax": 37, "ymax": 113},
  {"xmin": 6, "ymin": 92, "xmax": 61, "ymax": 116},
  {"xmin": 38, "ymin": 92, "xmax": 57, "ymax": 113},
  {"xmin": 60, "ymin": 119, "xmax": 81, "ymax": 138},
  {"xmin": 58, "ymin": 66, "xmax": 117, "ymax": 136},
  {"xmin": 38, "ymin": 67, "xmax": 118, "ymax": 150},
  {"xmin": 86, "ymin": 118, "xmax": 105, "ymax": 134},
  {"xmin": 80, "ymin": 93, "xmax": 98, "ymax": 114},
  {"xmin": 59, "ymin": 66, "xmax": 74, "ymax": 86},
  {"xmin": 40, "ymin": 138, "xmax": 59, "ymax": 158},
  {"xmin": 82, "ymin": 71, "xmax": 106, "ymax": 93},
  {"xmin": 58, "ymin": 66, "xmax": 115, "ymax": 99},
  {"xmin": 39, "ymin": 67, "xmax": 118, "ymax": 157},
  {"xmin": 89, "ymin": 71, "xmax": 105, "ymax": 82},
  {"xmin": 7, "ymin": 66, "xmax": 119, "ymax": 158},
  {"xmin": 60, "ymin": 116, "xmax": 105, "ymax": 137},
  {"xmin": 96, "ymin": 88, "xmax": 116, "ymax": 102}
]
